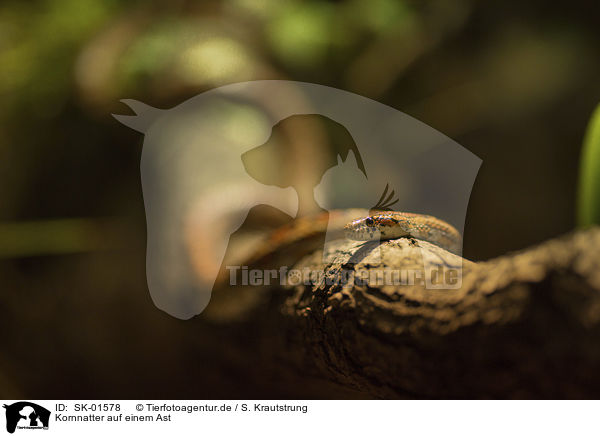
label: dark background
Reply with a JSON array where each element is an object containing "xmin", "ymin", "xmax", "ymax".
[{"xmin": 1, "ymin": 0, "xmax": 599, "ymax": 397}]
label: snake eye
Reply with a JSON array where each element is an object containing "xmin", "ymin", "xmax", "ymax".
[{"xmin": 365, "ymin": 217, "xmax": 374, "ymax": 226}]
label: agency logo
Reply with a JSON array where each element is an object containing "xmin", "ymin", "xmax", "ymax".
[{"xmin": 3, "ymin": 402, "xmax": 50, "ymax": 433}]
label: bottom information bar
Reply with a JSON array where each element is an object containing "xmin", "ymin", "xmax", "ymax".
[{"xmin": 1, "ymin": 400, "xmax": 595, "ymax": 435}]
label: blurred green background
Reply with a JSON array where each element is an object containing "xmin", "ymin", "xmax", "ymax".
[{"xmin": 1, "ymin": 0, "xmax": 600, "ymax": 398}]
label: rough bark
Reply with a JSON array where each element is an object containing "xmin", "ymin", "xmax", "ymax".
[{"xmin": 205, "ymin": 227, "xmax": 600, "ymax": 398}]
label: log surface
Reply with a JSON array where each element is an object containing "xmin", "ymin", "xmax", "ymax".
[{"xmin": 206, "ymin": 227, "xmax": 600, "ymax": 398}]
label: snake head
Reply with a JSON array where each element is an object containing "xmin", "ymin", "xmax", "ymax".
[{"xmin": 344, "ymin": 216, "xmax": 381, "ymax": 241}]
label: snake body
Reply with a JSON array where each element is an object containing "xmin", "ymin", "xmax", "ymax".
[
  {"xmin": 344, "ymin": 211, "xmax": 462, "ymax": 255},
  {"xmin": 237, "ymin": 209, "xmax": 463, "ymax": 275}
]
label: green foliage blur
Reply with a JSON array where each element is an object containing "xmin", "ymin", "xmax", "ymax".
[
  {"xmin": 578, "ymin": 103, "xmax": 600, "ymax": 227},
  {"xmin": 1, "ymin": 0, "xmax": 599, "ymax": 256}
]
